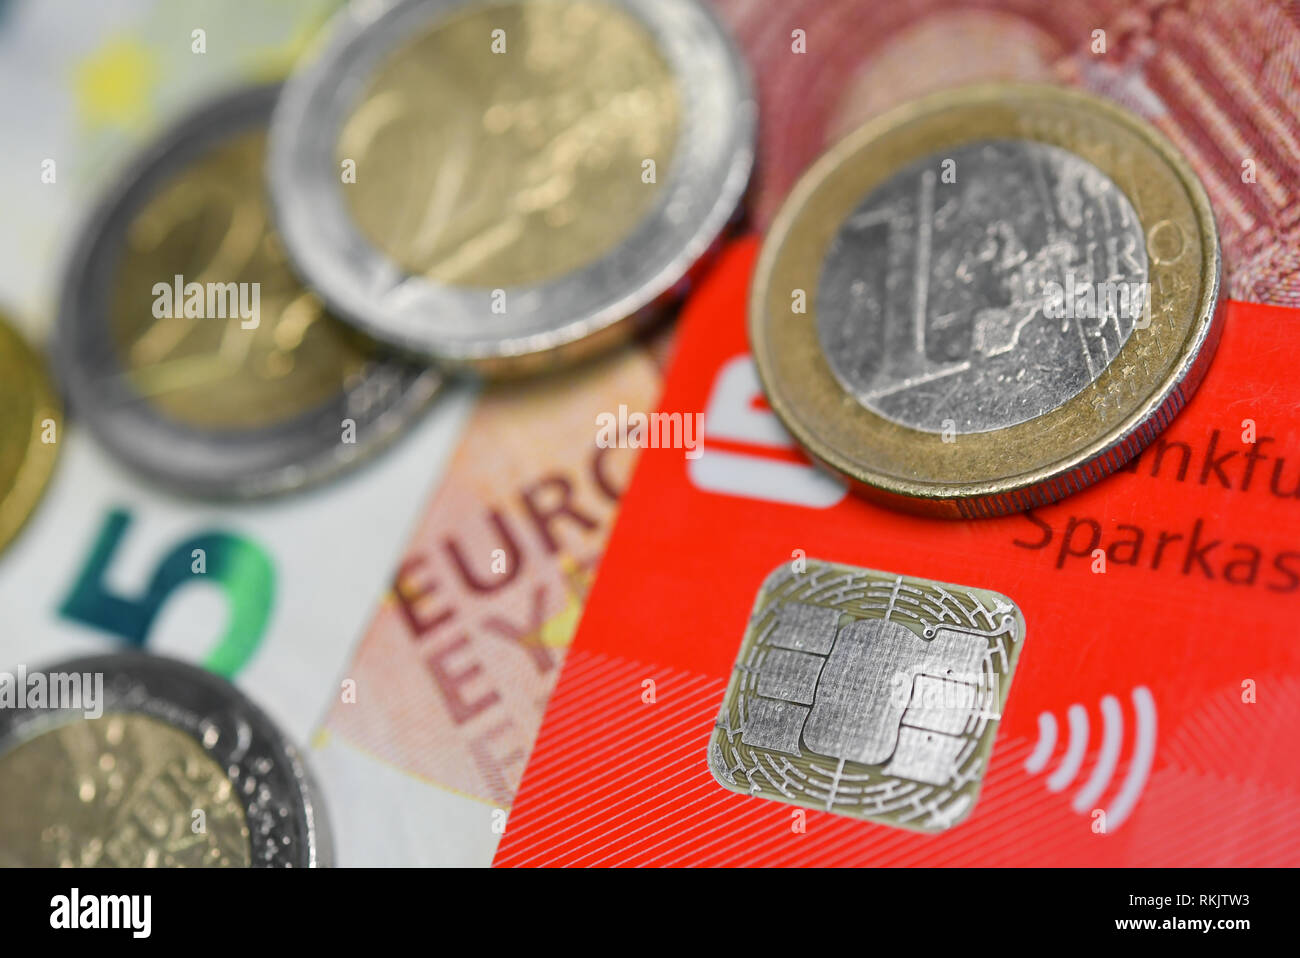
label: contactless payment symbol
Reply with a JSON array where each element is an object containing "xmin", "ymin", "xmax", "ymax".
[{"xmin": 708, "ymin": 559, "xmax": 1026, "ymax": 832}]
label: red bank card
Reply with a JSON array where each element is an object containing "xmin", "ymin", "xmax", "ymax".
[{"xmin": 494, "ymin": 239, "xmax": 1300, "ymax": 867}]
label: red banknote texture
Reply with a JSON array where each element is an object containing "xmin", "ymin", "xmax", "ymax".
[
  {"xmin": 494, "ymin": 239, "xmax": 1300, "ymax": 867},
  {"xmin": 713, "ymin": 0, "xmax": 1300, "ymax": 306}
]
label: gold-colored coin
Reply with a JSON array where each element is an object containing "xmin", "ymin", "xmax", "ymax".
[
  {"xmin": 338, "ymin": 0, "xmax": 680, "ymax": 288},
  {"xmin": 0, "ymin": 713, "xmax": 252, "ymax": 867},
  {"xmin": 59, "ymin": 86, "xmax": 441, "ymax": 498},
  {"xmin": 269, "ymin": 0, "xmax": 752, "ymax": 371},
  {"xmin": 112, "ymin": 129, "xmax": 369, "ymax": 431},
  {"xmin": 0, "ymin": 315, "xmax": 60, "ymax": 554},
  {"xmin": 750, "ymin": 83, "xmax": 1222, "ymax": 517}
]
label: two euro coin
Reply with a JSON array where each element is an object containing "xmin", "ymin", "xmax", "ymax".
[
  {"xmin": 55, "ymin": 85, "xmax": 441, "ymax": 499},
  {"xmin": 750, "ymin": 84, "xmax": 1224, "ymax": 517},
  {"xmin": 269, "ymin": 0, "xmax": 755, "ymax": 375},
  {"xmin": 0, "ymin": 654, "xmax": 329, "ymax": 867}
]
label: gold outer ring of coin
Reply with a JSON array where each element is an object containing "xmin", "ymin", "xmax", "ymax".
[
  {"xmin": 749, "ymin": 83, "xmax": 1224, "ymax": 519},
  {"xmin": 0, "ymin": 312, "xmax": 61, "ymax": 553}
]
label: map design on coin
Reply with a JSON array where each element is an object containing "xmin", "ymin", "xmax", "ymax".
[
  {"xmin": 338, "ymin": 0, "xmax": 681, "ymax": 289},
  {"xmin": 817, "ymin": 139, "xmax": 1148, "ymax": 434},
  {"xmin": 708, "ymin": 560, "xmax": 1025, "ymax": 832},
  {"xmin": 749, "ymin": 84, "xmax": 1223, "ymax": 516},
  {"xmin": 269, "ymin": 0, "xmax": 755, "ymax": 371}
]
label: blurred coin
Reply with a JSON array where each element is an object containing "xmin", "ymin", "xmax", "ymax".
[
  {"xmin": 54, "ymin": 85, "xmax": 441, "ymax": 499},
  {"xmin": 0, "ymin": 313, "xmax": 60, "ymax": 555},
  {"xmin": 268, "ymin": 0, "xmax": 755, "ymax": 375},
  {"xmin": 750, "ymin": 83, "xmax": 1223, "ymax": 518},
  {"xmin": 0, "ymin": 653, "xmax": 330, "ymax": 867}
]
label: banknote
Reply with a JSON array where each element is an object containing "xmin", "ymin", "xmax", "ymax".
[
  {"xmin": 495, "ymin": 239, "xmax": 1300, "ymax": 866},
  {"xmin": 0, "ymin": 0, "xmax": 477, "ymax": 748},
  {"xmin": 312, "ymin": 339, "xmax": 664, "ymax": 865},
  {"xmin": 712, "ymin": 0, "xmax": 1300, "ymax": 306},
  {"xmin": 0, "ymin": 392, "xmax": 473, "ymax": 745},
  {"xmin": 0, "ymin": 0, "xmax": 342, "ymax": 338}
]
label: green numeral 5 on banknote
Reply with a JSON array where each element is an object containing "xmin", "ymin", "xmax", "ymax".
[{"xmin": 59, "ymin": 508, "xmax": 274, "ymax": 676}]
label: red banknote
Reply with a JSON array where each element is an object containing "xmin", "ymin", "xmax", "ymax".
[
  {"xmin": 495, "ymin": 239, "xmax": 1300, "ymax": 866},
  {"xmin": 713, "ymin": 0, "xmax": 1300, "ymax": 306}
]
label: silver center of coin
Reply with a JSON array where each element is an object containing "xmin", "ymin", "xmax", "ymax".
[{"xmin": 816, "ymin": 139, "xmax": 1148, "ymax": 434}]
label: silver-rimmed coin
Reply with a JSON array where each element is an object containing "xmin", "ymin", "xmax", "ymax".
[
  {"xmin": 0, "ymin": 653, "xmax": 330, "ymax": 867},
  {"xmin": 54, "ymin": 84, "xmax": 441, "ymax": 499},
  {"xmin": 268, "ymin": 0, "xmax": 755, "ymax": 375}
]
